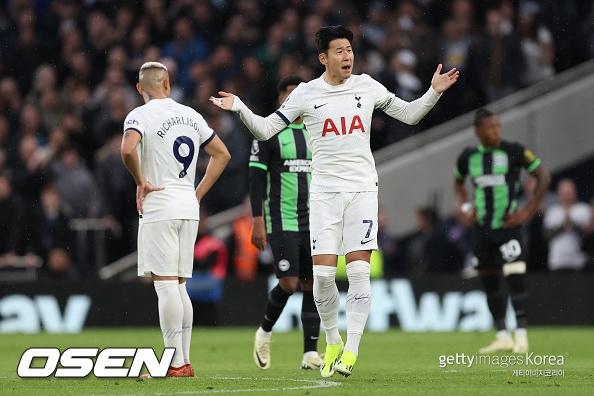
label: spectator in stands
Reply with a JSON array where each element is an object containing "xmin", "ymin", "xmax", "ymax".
[
  {"xmin": 516, "ymin": 2, "xmax": 555, "ymax": 88},
  {"xmin": 0, "ymin": 77, "xmax": 23, "ymax": 128},
  {"xmin": 543, "ymin": 178, "xmax": 592, "ymax": 271},
  {"xmin": 128, "ymin": 24, "xmax": 152, "ymax": 74},
  {"xmin": 5, "ymin": 7, "xmax": 45, "ymax": 97},
  {"xmin": 0, "ymin": 174, "xmax": 28, "ymax": 261},
  {"xmin": 466, "ymin": 7, "xmax": 526, "ymax": 104},
  {"xmin": 33, "ymin": 183, "xmax": 79, "ymax": 282},
  {"xmin": 207, "ymin": 44, "xmax": 239, "ymax": 92},
  {"xmin": 406, "ymin": 207, "xmax": 445, "ymax": 278},
  {"xmin": 84, "ymin": 9, "xmax": 114, "ymax": 79},
  {"xmin": 518, "ymin": 175, "xmax": 556, "ymax": 272},
  {"xmin": 62, "ymin": 51, "xmax": 95, "ymax": 88},
  {"xmin": 49, "ymin": 145, "xmax": 103, "ymax": 219},
  {"xmin": 378, "ymin": 49, "xmax": 424, "ymax": 144},
  {"xmin": 112, "ymin": 5, "xmax": 136, "ymax": 45},
  {"xmin": 238, "ymin": 56, "xmax": 277, "ymax": 116},
  {"xmin": 254, "ymin": 22, "xmax": 295, "ymax": 82},
  {"xmin": 162, "ymin": 16, "xmax": 210, "ymax": 92},
  {"xmin": 361, "ymin": 2, "xmax": 389, "ymax": 50},
  {"xmin": 436, "ymin": 17, "xmax": 476, "ymax": 118},
  {"xmin": 91, "ymin": 86, "xmax": 135, "ymax": 161},
  {"xmin": 139, "ymin": 0, "xmax": 169, "ymax": 47},
  {"xmin": 11, "ymin": 135, "xmax": 48, "ymax": 208},
  {"xmin": 94, "ymin": 133, "xmax": 137, "ymax": 262},
  {"xmin": 581, "ymin": 198, "xmax": 594, "ymax": 271},
  {"xmin": 159, "ymin": 57, "xmax": 185, "ymax": 103},
  {"xmin": 0, "ymin": 115, "xmax": 16, "ymax": 169}
]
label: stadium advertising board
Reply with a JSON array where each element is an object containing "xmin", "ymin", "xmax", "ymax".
[{"xmin": 0, "ymin": 273, "xmax": 592, "ymax": 333}]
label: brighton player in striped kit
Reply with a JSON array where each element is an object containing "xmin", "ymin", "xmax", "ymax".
[
  {"xmin": 249, "ymin": 76, "xmax": 322, "ymax": 371},
  {"xmin": 211, "ymin": 25, "xmax": 458, "ymax": 377}
]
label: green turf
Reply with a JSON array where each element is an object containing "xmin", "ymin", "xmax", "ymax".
[{"xmin": 0, "ymin": 327, "xmax": 592, "ymax": 395}]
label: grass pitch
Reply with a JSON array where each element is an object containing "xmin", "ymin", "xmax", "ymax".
[{"xmin": 0, "ymin": 327, "xmax": 592, "ymax": 395}]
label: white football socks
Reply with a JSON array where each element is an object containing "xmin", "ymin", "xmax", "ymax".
[
  {"xmin": 178, "ymin": 282, "xmax": 193, "ymax": 365},
  {"xmin": 313, "ymin": 265, "xmax": 342, "ymax": 345},
  {"xmin": 154, "ymin": 280, "xmax": 185, "ymax": 368},
  {"xmin": 344, "ymin": 260, "xmax": 372, "ymax": 357},
  {"xmin": 256, "ymin": 327, "xmax": 272, "ymax": 339}
]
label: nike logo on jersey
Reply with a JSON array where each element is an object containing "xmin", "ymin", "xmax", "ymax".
[
  {"xmin": 361, "ymin": 239, "xmax": 373, "ymax": 245},
  {"xmin": 314, "ymin": 103, "xmax": 327, "ymax": 109}
]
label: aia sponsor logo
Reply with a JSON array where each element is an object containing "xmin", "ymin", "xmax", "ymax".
[{"xmin": 322, "ymin": 115, "xmax": 365, "ymax": 137}]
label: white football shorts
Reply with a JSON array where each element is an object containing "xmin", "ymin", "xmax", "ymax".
[
  {"xmin": 309, "ymin": 191, "xmax": 378, "ymax": 255},
  {"xmin": 137, "ymin": 219, "xmax": 199, "ymax": 277}
]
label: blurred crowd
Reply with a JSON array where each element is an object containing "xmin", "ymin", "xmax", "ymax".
[
  {"xmin": 382, "ymin": 177, "xmax": 594, "ymax": 278},
  {"xmin": 1, "ymin": 0, "xmax": 594, "ymax": 282}
]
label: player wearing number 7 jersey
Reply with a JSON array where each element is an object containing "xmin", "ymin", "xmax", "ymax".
[
  {"xmin": 121, "ymin": 61, "xmax": 230, "ymax": 377},
  {"xmin": 210, "ymin": 25, "xmax": 459, "ymax": 377}
]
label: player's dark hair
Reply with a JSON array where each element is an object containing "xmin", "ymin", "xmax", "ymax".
[
  {"xmin": 277, "ymin": 75, "xmax": 305, "ymax": 95},
  {"xmin": 315, "ymin": 25, "xmax": 354, "ymax": 54},
  {"xmin": 474, "ymin": 108, "xmax": 494, "ymax": 127}
]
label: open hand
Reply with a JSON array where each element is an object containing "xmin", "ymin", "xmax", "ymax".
[
  {"xmin": 251, "ymin": 216, "xmax": 267, "ymax": 251},
  {"xmin": 209, "ymin": 91, "xmax": 236, "ymax": 110},
  {"xmin": 431, "ymin": 64, "xmax": 459, "ymax": 93}
]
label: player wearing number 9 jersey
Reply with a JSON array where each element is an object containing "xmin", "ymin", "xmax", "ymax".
[
  {"xmin": 210, "ymin": 26, "xmax": 459, "ymax": 377},
  {"xmin": 121, "ymin": 61, "xmax": 230, "ymax": 377}
]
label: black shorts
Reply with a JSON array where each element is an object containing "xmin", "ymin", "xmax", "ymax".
[
  {"xmin": 267, "ymin": 231, "xmax": 313, "ymax": 280},
  {"xmin": 473, "ymin": 225, "xmax": 525, "ymax": 270}
]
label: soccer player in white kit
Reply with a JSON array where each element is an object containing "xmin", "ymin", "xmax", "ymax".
[
  {"xmin": 121, "ymin": 62, "xmax": 230, "ymax": 377},
  {"xmin": 210, "ymin": 25, "xmax": 458, "ymax": 378}
]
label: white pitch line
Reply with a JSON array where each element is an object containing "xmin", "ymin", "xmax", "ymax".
[{"xmin": 92, "ymin": 377, "xmax": 341, "ymax": 396}]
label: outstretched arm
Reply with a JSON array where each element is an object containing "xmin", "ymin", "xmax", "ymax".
[
  {"xmin": 210, "ymin": 92, "xmax": 286, "ymax": 141},
  {"xmin": 382, "ymin": 64, "xmax": 459, "ymax": 125}
]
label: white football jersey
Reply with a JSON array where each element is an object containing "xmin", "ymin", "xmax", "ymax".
[
  {"xmin": 232, "ymin": 73, "xmax": 441, "ymax": 193},
  {"xmin": 275, "ymin": 74, "xmax": 438, "ymax": 193},
  {"xmin": 124, "ymin": 98, "xmax": 215, "ymax": 223}
]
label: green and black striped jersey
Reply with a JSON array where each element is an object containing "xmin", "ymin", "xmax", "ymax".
[
  {"xmin": 454, "ymin": 141, "xmax": 541, "ymax": 229},
  {"xmin": 249, "ymin": 123, "xmax": 312, "ymax": 233}
]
